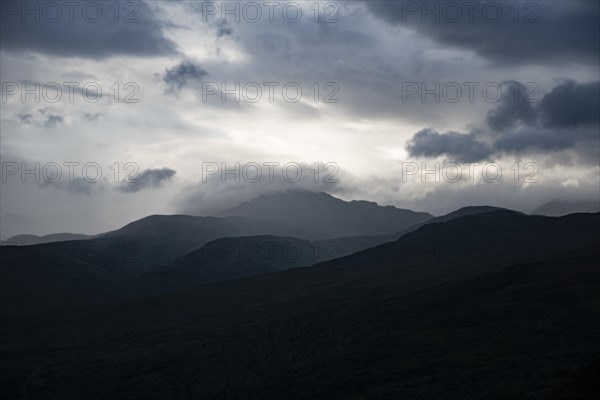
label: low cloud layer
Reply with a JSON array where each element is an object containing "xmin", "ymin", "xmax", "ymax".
[{"xmin": 175, "ymin": 163, "xmax": 340, "ymax": 216}]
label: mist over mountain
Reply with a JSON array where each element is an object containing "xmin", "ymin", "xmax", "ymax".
[
  {"xmin": 532, "ymin": 199, "xmax": 600, "ymax": 216},
  {"xmin": 216, "ymin": 190, "xmax": 433, "ymax": 238}
]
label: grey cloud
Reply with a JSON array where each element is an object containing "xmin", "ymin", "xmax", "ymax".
[
  {"xmin": 486, "ymin": 81, "xmax": 538, "ymax": 132},
  {"xmin": 119, "ymin": 168, "xmax": 176, "ymax": 193},
  {"xmin": 539, "ymin": 80, "xmax": 600, "ymax": 128},
  {"xmin": 493, "ymin": 127, "xmax": 577, "ymax": 154},
  {"xmin": 184, "ymin": 2, "xmax": 234, "ymax": 38},
  {"xmin": 406, "ymin": 80, "xmax": 600, "ymax": 161},
  {"xmin": 17, "ymin": 113, "xmax": 33, "ymax": 124},
  {"xmin": 405, "ymin": 128, "xmax": 493, "ymax": 163},
  {"xmin": 15, "ymin": 108, "xmax": 64, "ymax": 128},
  {"xmin": 162, "ymin": 61, "xmax": 209, "ymax": 94},
  {"xmin": 486, "ymin": 80, "xmax": 600, "ymax": 133},
  {"xmin": 0, "ymin": 1, "xmax": 177, "ymax": 58},
  {"xmin": 216, "ymin": 21, "xmax": 233, "ymax": 38},
  {"xmin": 365, "ymin": 1, "xmax": 599, "ymax": 65},
  {"xmin": 83, "ymin": 113, "xmax": 101, "ymax": 122},
  {"xmin": 40, "ymin": 177, "xmax": 107, "ymax": 195},
  {"xmin": 43, "ymin": 114, "xmax": 64, "ymax": 128},
  {"xmin": 178, "ymin": 2, "xmax": 477, "ymax": 125}
]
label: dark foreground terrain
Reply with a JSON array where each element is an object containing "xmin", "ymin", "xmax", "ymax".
[{"xmin": 1, "ymin": 210, "xmax": 599, "ymax": 399}]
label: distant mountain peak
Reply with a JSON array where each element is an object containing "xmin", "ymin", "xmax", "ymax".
[
  {"xmin": 532, "ymin": 199, "xmax": 600, "ymax": 216},
  {"xmin": 216, "ymin": 191, "xmax": 433, "ymax": 239},
  {"xmin": 5, "ymin": 232, "xmax": 97, "ymax": 245}
]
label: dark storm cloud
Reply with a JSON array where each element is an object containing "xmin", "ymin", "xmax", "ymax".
[
  {"xmin": 486, "ymin": 81, "xmax": 538, "ymax": 132},
  {"xmin": 119, "ymin": 168, "xmax": 176, "ymax": 193},
  {"xmin": 539, "ymin": 80, "xmax": 600, "ymax": 128},
  {"xmin": 0, "ymin": 1, "xmax": 177, "ymax": 58},
  {"xmin": 162, "ymin": 61, "xmax": 209, "ymax": 94},
  {"xmin": 406, "ymin": 80, "xmax": 600, "ymax": 161},
  {"xmin": 492, "ymin": 128, "xmax": 573, "ymax": 154},
  {"xmin": 488, "ymin": 81, "xmax": 599, "ymax": 134},
  {"xmin": 405, "ymin": 128, "xmax": 493, "ymax": 162},
  {"xmin": 364, "ymin": 0, "xmax": 599, "ymax": 64}
]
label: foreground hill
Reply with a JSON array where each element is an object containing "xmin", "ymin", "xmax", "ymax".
[
  {"xmin": 1, "ymin": 241, "xmax": 598, "ymax": 399},
  {"xmin": 216, "ymin": 190, "xmax": 433, "ymax": 238},
  {"xmin": 0, "ymin": 218, "xmax": 401, "ymax": 314},
  {"xmin": 319, "ymin": 210, "xmax": 600, "ymax": 269},
  {"xmin": 0, "ymin": 216, "xmax": 299, "ymax": 314},
  {"xmin": 140, "ymin": 233, "xmax": 399, "ymax": 292}
]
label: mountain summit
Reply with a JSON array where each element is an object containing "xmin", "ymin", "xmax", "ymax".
[{"xmin": 216, "ymin": 191, "xmax": 433, "ymax": 239}]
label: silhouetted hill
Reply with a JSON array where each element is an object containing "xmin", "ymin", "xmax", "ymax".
[
  {"xmin": 100, "ymin": 215, "xmax": 303, "ymax": 267},
  {"xmin": 5, "ymin": 233, "xmax": 97, "ymax": 245},
  {"xmin": 0, "ymin": 215, "xmax": 401, "ymax": 313},
  {"xmin": 532, "ymin": 199, "xmax": 600, "ymax": 216},
  {"xmin": 400, "ymin": 205, "xmax": 510, "ymax": 235},
  {"xmin": 319, "ymin": 210, "xmax": 600, "ymax": 269},
  {"xmin": 2, "ymin": 210, "xmax": 597, "ymax": 315},
  {"xmin": 140, "ymin": 233, "xmax": 400, "ymax": 292},
  {"xmin": 1, "ymin": 241, "xmax": 597, "ymax": 399},
  {"xmin": 0, "ymin": 216, "xmax": 305, "ymax": 314},
  {"xmin": 142, "ymin": 236, "xmax": 318, "ymax": 290},
  {"xmin": 216, "ymin": 190, "xmax": 433, "ymax": 238}
]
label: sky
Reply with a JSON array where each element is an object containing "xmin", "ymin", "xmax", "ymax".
[{"xmin": 0, "ymin": 0, "xmax": 599, "ymax": 238}]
